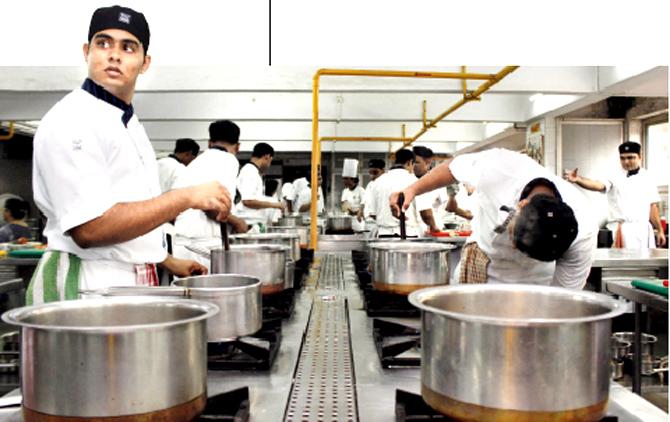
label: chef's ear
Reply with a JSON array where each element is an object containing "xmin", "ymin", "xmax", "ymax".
[
  {"xmin": 140, "ymin": 54, "xmax": 151, "ymax": 74},
  {"xmin": 83, "ymin": 43, "xmax": 90, "ymax": 60},
  {"xmin": 517, "ymin": 198, "xmax": 530, "ymax": 210}
]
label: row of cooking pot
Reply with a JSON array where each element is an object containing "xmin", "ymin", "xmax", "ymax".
[{"xmin": 2, "ymin": 280, "xmax": 627, "ymax": 422}]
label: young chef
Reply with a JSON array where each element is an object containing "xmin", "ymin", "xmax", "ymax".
[
  {"xmin": 563, "ymin": 141, "xmax": 666, "ymax": 248},
  {"xmin": 235, "ymin": 142, "xmax": 284, "ymax": 231},
  {"xmin": 391, "ymin": 148, "xmax": 597, "ymax": 289},
  {"xmin": 157, "ymin": 138, "xmax": 200, "ymax": 194},
  {"xmin": 340, "ymin": 159, "xmax": 366, "ymax": 232},
  {"xmin": 358, "ymin": 159, "xmax": 386, "ymax": 236},
  {"xmin": 28, "ymin": 6, "xmax": 231, "ymax": 304}
]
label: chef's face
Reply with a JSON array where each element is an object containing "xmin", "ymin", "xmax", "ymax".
[
  {"xmin": 83, "ymin": 29, "xmax": 151, "ymax": 104},
  {"xmin": 619, "ymin": 153, "xmax": 641, "ymax": 171},
  {"xmin": 413, "ymin": 156, "xmax": 431, "ymax": 177},
  {"xmin": 259, "ymin": 154, "xmax": 274, "ymax": 171},
  {"xmin": 368, "ymin": 168, "xmax": 383, "ymax": 181},
  {"xmin": 342, "ymin": 177, "xmax": 354, "ymax": 189}
]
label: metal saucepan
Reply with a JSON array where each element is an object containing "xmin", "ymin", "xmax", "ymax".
[
  {"xmin": 370, "ymin": 241, "xmax": 455, "ymax": 295},
  {"xmin": 612, "ymin": 331, "xmax": 658, "ymax": 357},
  {"xmin": 81, "ymin": 274, "xmax": 262, "ymax": 342},
  {"xmin": 277, "ymin": 215, "xmax": 303, "ymax": 227},
  {"xmin": 211, "ymin": 244, "xmax": 290, "ymax": 295},
  {"xmin": 2, "ymin": 297, "xmax": 217, "ymax": 420},
  {"xmin": 231, "ymin": 232, "xmax": 300, "ymax": 261},
  {"xmin": 327, "ymin": 215, "xmax": 353, "ymax": 232},
  {"xmin": 267, "ymin": 225, "xmax": 310, "ymax": 249},
  {"xmin": 409, "ymin": 284, "xmax": 626, "ymax": 422}
]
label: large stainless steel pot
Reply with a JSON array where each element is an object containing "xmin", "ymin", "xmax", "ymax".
[
  {"xmin": 211, "ymin": 244, "xmax": 289, "ymax": 295},
  {"xmin": 370, "ymin": 241, "xmax": 455, "ymax": 295},
  {"xmin": 267, "ymin": 225, "xmax": 310, "ymax": 248},
  {"xmin": 327, "ymin": 215, "xmax": 353, "ymax": 232},
  {"xmin": 409, "ymin": 284, "xmax": 626, "ymax": 422},
  {"xmin": 81, "ymin": 274, "xmax": 262, "ymax": 341},
  {"xmin": 231, "ymin": 232, "xmax": 300, "ymax": 261},
  {"xmin": 277, "ymin": 215, "xmax": 303, "ymax": 227},
  {"xmin": 1, "ymin": 297, "xmax": 217, "ymax": 420}
]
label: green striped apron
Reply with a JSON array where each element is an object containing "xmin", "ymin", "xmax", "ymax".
[{"xmin": 26, "ymin": 251, "xmax": 82, "ymax": 305}]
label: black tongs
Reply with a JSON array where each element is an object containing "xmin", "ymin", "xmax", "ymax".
[{"xmin": 398, "ymin": 192, "xmax": 407, "ymax": 240}]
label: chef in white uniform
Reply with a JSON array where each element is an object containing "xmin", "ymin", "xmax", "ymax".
[
  {"xmin": 412, "ymin": 146, "xmax": 444, "ymax": 234},
  {"xmin": 28, "ymin": 6, "xmax": 228, "ymax": 304},
  {"xmin": 340, "ymin": 158, "xmax": 366, "ymax": 232},
  {"xmin": 172, "ymin": 120, "xmax": 248, "ymax": 269},
  {"xmin": 294, "ymin": 175, "xmax": 325, "ymax": 215},
  {"xmin": 359, "ymin": 159, "xmax": 386, "ymax": 236},
  {"xmin": 367, "ymin": 149, "xmax": 432, "ymax": 237},
  {"xmin": 391, "ymin": 148, "xmax": 597, "ymax": 289},
  {"xmin": 235, "ymin": 142, "xmax": 284, "ymax": 231},
  {"xmin": 564, "ymin": 141, "xmax": 666, "ymax": 249},
  {"xmin": 157, "ymin": 138, "xmax": 200, "ymax": 194}
]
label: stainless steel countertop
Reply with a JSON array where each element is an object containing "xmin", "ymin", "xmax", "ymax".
[
  {"xmin": 592, "ymin": 248, "xmax": 669, "ymax": 268},
  {"xmin": 606, "ymin": 279, "xmax": 668, "ymax": 313}
]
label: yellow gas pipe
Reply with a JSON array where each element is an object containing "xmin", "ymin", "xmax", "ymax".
[
  {"xmin": 309, "ymin": 66, "xmax": 519, "ymax": 249},
  {"xmin": 0, "ymin": 121, "xmax": 15, "ymax": 141}
]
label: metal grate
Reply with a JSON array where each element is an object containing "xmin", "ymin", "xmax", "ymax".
[{"xmin": 284, "ymin": 254, "xmax": 358, "ymax": 422}]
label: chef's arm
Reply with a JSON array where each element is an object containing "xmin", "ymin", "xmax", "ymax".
[
  {"xmin": 70, "ymin": 182, "xmax": 231, "ymax": 248},
  {"xmin": 299, "ymin": 203, "xmax": 310, "ymax": 213},
  {"xmin": 242, "ymin": 199, "xmax": 284, "ymax": 210},
  {"xmin": 420, "ymin": 209, "xmax": 440, "ymax": 232},
  {"xmin": 552, "ymin": 234, "xmax": 597, "ymax": 290},
  {"xmin": 563, "ymin": 169, "xmax": 606, "ymax": 192},
  {"xmin": 390, "ymin": 159, "xmax": 456, "ymax": 214},
  {"xmin": 650, "ymin": 203, "xmax": 667, "ymax": 247},
  {"xmin": 446, "ymin": 195, "xmax": 473, "ymax": 220},
  {"xmin": 159, "ymin": 254, "xmax": 208, "ymax": 277}
]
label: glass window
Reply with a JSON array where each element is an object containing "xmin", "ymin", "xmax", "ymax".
[{"xmin": 646, "ymin": 122, "xmax": 669, "ymax": 187}]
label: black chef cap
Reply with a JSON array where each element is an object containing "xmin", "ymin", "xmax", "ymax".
[
  {"xmin": 519, "ymin": 177, "xmax": 562, "ymax": 201},
  {"xmin": 412, "ymin": 146, "xmax": 434, "ymax": 159},
  {"xmin": 174, "ymin": 138, "xmax": 200, "ymax": 155},
  {"xmin": 513, "ymin": 194, "xmax": 578, "ymax": 262},
  {"xmin": 88, "ymin": 5, "xmax": 150, "ymax": 54},
  {"xmin": 209, "ymin": 120, "xmax": 240, "ymax": 144},
  {"xmin": 368, "ymin": 159, "xmax": 386, "ymax": 170},
  {"xmin": 618, "ymin": 142, "xmax": 641, "ymax": 155}
]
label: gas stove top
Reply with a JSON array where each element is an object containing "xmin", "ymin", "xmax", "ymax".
[{"xmin": 207, "ymin": 318, "xmax": 282, "ymax": 371}]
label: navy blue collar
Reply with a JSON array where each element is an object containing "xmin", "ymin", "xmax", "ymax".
[
  {"xmin": 81, "ymin": 78, "xmax": 134, "ymax": 127},
  {"xmin": 627, "ymin": 168, "xmax": 640, "ymax": 177}
]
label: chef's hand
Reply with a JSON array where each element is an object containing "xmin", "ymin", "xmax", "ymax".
[
  {"xmin": 563, "ymin": 168, "xmax": 579, "ymax": 183},
  {"xmin": 160, "ymin": 255, "xmax": 208, "ymax": 277},
  {"xmin": 656, "ymin": 231, "xmax": 667, "ymax": 248},
  {"xmin": 188, "ymin": 181, "xmax": 232, "ymax": 221},
  {"xmin": 389, "ymin": 189, "xmax": 415, "ymax": 217}
]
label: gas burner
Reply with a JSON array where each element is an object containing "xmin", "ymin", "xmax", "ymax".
[
  {"xmin": 395, "ymin": 390, "xmax": 619, "ymax": 422},
  {"xmin": 196, "ymin": 387, "xmax": 249, "ymax": 421},
  {"xmin": 373, "ymin": 319, "xmax": 421, "ymax": 368},
  {"xmin": 362, "ymin": 288, "xmax": 420, "ymax": 318},
  {"xmin": 208, "ymin": 318, "xmax": 281, "ymax": 371},
  {"xmin": 263, "ymin": 287, "xmax": 296, "ymax": 320}
]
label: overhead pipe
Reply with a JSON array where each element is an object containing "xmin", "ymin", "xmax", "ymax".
[
  {"xmin": 309, "ymin": 66, "xmax": 519, "ymax": 249},
  {"xmin": 0, "ymin": 121, "xmax": 15, "ymax": 141}
]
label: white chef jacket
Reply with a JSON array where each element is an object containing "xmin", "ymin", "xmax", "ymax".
[
  {"xmin": 341, "ymin": 185, "xmax": 366, "ymax": 232},
  {"xmin": 418, "ymin": 187, "xmax": 449, "ymax": 234},
  {"xmin": 599, "ymin": 168, "xmax": 660, "ymax": 249},
  {"xmin": 341, "ymin": 185, "xmax": 365, "ymax": 211},
  {"xmin": 157, "ymin": 155, "xmax": 185, "ymax": 193},
  {"xmin": 295, "ymin": 185, "xmax": 325, "ymax": 215},
  {"xmin": 367, "ymin": 167, "xmax": 432, "ymax": 237},
  {"xmin": 172, "ymin": 148, "xmax": 239, "ymax": 267},
  {"xmin": 362, "ymin": 179, "xmax": 378, "ymax": 218},
  {"xmin": 449, "ymin": 148, "xmax": 597, "ymax": 289},
  {"xmin": 261, "ymin": 194, "xmax": 282, "ymax": 225},
  {"xmin": 32, "ymin": 83, "xmax": 167, "ymax": 289},
  {"xmin": 281, "ymin": 182, "xmax": 294, "ymax": 201},
  {"xmin": 235, "ymin": 163, "xmax": 266, "ymax": 225}
]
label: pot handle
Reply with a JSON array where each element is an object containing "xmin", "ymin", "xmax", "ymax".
[
  {"xmin": 185, "ymin": 243, "xmax": 212, "ymax": 259},
  {"xmin": 79, "ymin": 286, "xmax": 188, "ymax": 298}
]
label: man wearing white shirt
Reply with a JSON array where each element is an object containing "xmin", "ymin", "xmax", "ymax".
[
  {"xmin": 392, "ymin": 148, "xmax": 596, "ymax": 289},
  {"xmin": 368, "ymin": 149, "xmax": 432, "ymax": 237},
  {"xmin": 359, "ymin": 159, "xmax": 385, "ymax": 235},
  {"xmin": 294, "ymin": 175, "xmax": 325, "ymax": 215},
  {"xmin": 341, "ymin": 176, "xmax": 365, "ymax": 232},
  {"xmin": 564, "ymin": 141, "xmax": 666, "ymax": 249},
  {"xmin": 261, "ymin": 179, "xmax": 282, "ymax": 225},
  {"xmin": 157, "ymin": 138, "xmax": 200, "ymax": 194},
  {"xmin": 172, "ymin": 120, "xmax": 248, "ymax": 269},
  {"xmin": 235, "ymin": 142, "xmax": 284, "ymax": 230},
  {"xmin": 28, "ymin": 6, "xmax": 231, "ymax": 304},
  {"xmin": 412, "ymin": 146, "xmax": 443, "ymax": 234}
]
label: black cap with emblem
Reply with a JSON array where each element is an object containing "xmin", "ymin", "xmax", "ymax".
[
  {"xmin": 513, "ymin": 194, "xmax": 578, "ymax": 262},
  {"xmin": 88, "ymin": 5, "xmax": 151, "ymax": 54},
  {"xmin": 618, "ymin": 142, "xmax": 641, "ymax": 155}
]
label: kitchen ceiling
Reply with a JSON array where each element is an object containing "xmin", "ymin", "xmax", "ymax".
[{"xmin": 0, "ymin": 66, "xmax": 667, "ymax": 153}]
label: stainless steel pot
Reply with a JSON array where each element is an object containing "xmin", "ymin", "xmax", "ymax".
[
  {"xmin": 267, "ymin": 225, "xmax": 310, "ymax": 248},
  {"xmin": 611, "ymin": 336, "xmax": 631, "ymax": 360},
  {"xmin": 285, "ymin": 259, "xmax": 295, "ymax": 289},
  {"xmin": 231, "ymin": 232, "xmax": 300, "ymax": 261},
  {"xmin": 370, "ymin": 241, "xmax": 455, "ymax": 295},
  {"xmin": 612, "ymin": 332, "xmax": 657, "ymax": 357},
  {"xmin": 1, "ymin": 297, "xmax": 217, "ymax": 420},
  {"xmin": 211, "ymin": 244, "xmax": 289, "ymax": 295},
  {"xmin": 81, "ymin": 274, "xmax": 262, "ymax": 341},
  {"xmin": 277, "ymin": 215, "xmax": 303, "ymax": 227},
  {"xmin": 409, "ymin": 284, "xmax": 626, "ymax": 422},
  {"xmin": 327, "ymin": 215, "xmax": 353, "ymax": 232}
]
